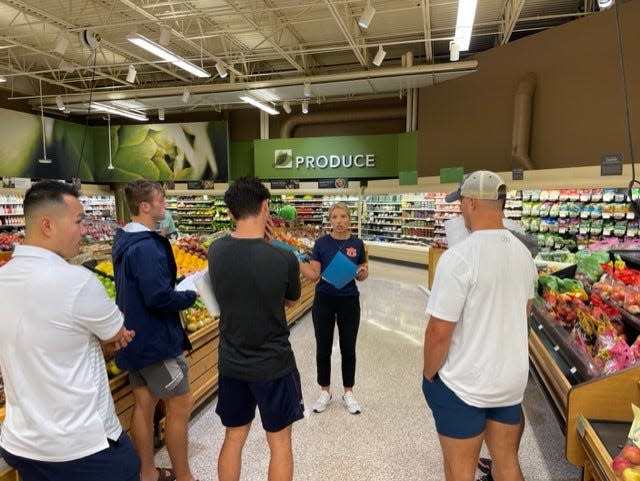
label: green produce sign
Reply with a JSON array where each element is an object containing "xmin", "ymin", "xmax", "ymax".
[{"xmin": 254, "ymin": 134, "xmax": 408, "ymax": 179}]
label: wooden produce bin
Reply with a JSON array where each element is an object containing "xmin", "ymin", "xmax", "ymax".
[
  {"xmin": 286, "ymin": 277, "xmax": 316, "ymax": 326},
  {"xmin": 428, "ymin": 247, "xmax": 445, "ymax": 289},
  {"xmin": 529, "ymin": 299, "xmax": 640, "ymax": 481}
]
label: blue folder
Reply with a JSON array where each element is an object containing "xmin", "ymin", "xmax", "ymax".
[{"xmin": 321, "ymin": 251, "xmax": 358, "ymax": 289}]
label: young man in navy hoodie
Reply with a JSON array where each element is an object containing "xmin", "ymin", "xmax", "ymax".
[{"xmin": 113, "ymin": 180, "xmax": 198, "ymax": 481}]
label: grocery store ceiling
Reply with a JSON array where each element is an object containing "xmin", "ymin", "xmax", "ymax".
[{"xmin": 0, "ymin": 0, "xmax": 606, "ymax": 119}]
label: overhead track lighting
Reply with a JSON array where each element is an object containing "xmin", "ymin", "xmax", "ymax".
[
  {"xmin": 127, "ymin": 32, "xmax": 210, "ymax": 78},
  {"xmin": 449, "ymin": 41, "xmax": 460, "ymax": 62},
  {"xmin": 182, "ymin": 89, "xmax": 191, "ymax": 103},
  {"xmin": 239, "ymin": 95, "xmax": 279, "ymax": 115},
  {"xmin": 454, "ymin": 0, "xmax": 478, "ymax": 51},
  {"xmin": 303, "ymin": 82, "xmax": 311, "ymax": 98},
  {"xmin": 282, "ymin": 101, "xmax": 292, "ymax": 114},
  {"xmin": 301, "ymin": 100, "xmax": 309, "ymax": 114},
  {"xmin": 53, "ymin": 36, "xmax": 69, "ymax": 56},
  {"xmin": 358, "ymin": 2, "xmax": 376, "ymax": 29},
  {"xmin": 215, "ymin": 61, "xmax": 228, "ymax": 79},
  {"xmin": 126, "ymin": 64, "xmax": 137, "ymax": 83},
  {"xmin": 55, "ymin": 95, "xmax": 65, "ymax": 111},
  {"xmin": 90, "ymin": 102, "xmax": 149, "ymax": 121},
  {"xmin": 372, "ymin": 45, "xmax": 386, "ymax": 67},
  {"xmin": 158, "ymin": 108, "xmax": 165, "ymax": 121}
]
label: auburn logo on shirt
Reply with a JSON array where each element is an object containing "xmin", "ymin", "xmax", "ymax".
[{"xmin": 345, "ymin": 247, "xmax": 357, "ymax": 258}]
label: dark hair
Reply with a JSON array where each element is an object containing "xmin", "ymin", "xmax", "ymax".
[
  {"xmin": 124, "ymin": 180, "xmax": 164, "ymax": 216},
  {"xmin": 224, "ymin": 177, "xmax": 270, "ymax": 220},
  {"xmin": 24, "ymin": 180, "xmax": 79, "ymax": 219}
]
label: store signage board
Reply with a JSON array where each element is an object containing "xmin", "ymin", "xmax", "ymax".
[
  {"xmin": 318, "ymin": 178, "xmax": 348, "ymax": 189},
  {"xmin": 512, "ymin": 167, "xmax": 524, "ymax": 180},
  {"xmin": 187, "ymin": 181, "xmax": 204, "ymax": 189},
  {"xmin": 254, "ymin": 134, "xmax": 404, "ymax": 180},
  {"xmin": 600, "ymin": 153, "xmax": 622, "ymax": 176},
  {"xmin": 439, "ymin": 167, "xmax": 464, "ymax": 184},
  {"xmin": 270, "ymin": 179, "xmax": 300, "ymax": 189}
]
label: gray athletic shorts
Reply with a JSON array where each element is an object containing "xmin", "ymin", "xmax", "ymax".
[{"xmin": 129, "ymin": 354, "xmax": 190, "ymax": 399}]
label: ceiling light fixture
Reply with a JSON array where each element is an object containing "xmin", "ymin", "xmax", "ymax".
[
  {"xmin": 303, "ymin": 82, "xmax": 311, "ymax": 98},
  {"xmin": 159, "ymin": 25, "xmax": 172, "ymax": 46},
  {"xmin": 301, "ymin": 100, "xmax": 309, "ymax": 114},
  {"xmin": 239, "ymin": 95, "xmax": 279, "ymax": 115},
  {"xmin": 182, "ymin": 89, "xmax": 191, "ymax": 103},
  {"xmin": 127, "ymin": 32, "xmax": 210, "ymax": 78},
  {"xmin": 126, "ymin": 64, "xmax": 137, "ymax": 83},
  {"xmin": 106, "ymin": 113, "xmax": 114, "ymax": 170},
  {"xmin": 53, "ymin": 36, "xmax": 69, "ymax": 56},
  {"xmin": 598, "ymin": 0, "xmax": 614, "ymax": 9},
  {"xmin": 449, "ymin": 41, "xmax": 460, "ymax": 62},
  {"xmin": 215, "ymin": 61, "xmax": 228, "ymax": 79},
  {"xmin": 454, "ymin": 0, "xmax": 478, "ymax": 51},
  {"xmin": 55, "ymin": 95, "xmax": 65, "ymax": 111},
  {"xmin": 358, "ymin": 2, "xmax": 376, "ymax": 29},
  {"xmin": 0, "ymin": 75, "xmax": 6, "ymax": 83},
  {"xmin": 90, "ymin": 102, "xmax": 149, "ymax": 121},
  {"xmin": 372, "ymin": 45, "xmax": 386, "ymax": 67},
  {"xmin": 38, "ymin": 79, "xmax": 51, "ymax": 164},
  {"xmin": 282, "ymin": 101, "xmax": 292, "ymax": 114},
  {"xmin": 158, "ymin": 108, "xmax": 165, "ymax": 121}
]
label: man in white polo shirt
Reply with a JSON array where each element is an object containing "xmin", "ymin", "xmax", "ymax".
[
  {"xmin": 422, "ymin": 170, "xmax": 538, "ymax": 481},
  {"xmin": 0, "ymin": 180, "xmax": 139, "ymax": 481}
]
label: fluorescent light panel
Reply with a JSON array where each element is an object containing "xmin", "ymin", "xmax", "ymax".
[
  {"xmin": 127, "ymin": 33, "xmax": 210, "ymax": 78},
  {"xmin": 90, "ymin": 102, "xmax": 149, "ymax": 121},
  {"xmin": 240, "ymin": 95, "xmax": 279, "ymax": 115},
  {"xmin": 454, "ymin": 0, "xmax": 478, "ymax": 52}
]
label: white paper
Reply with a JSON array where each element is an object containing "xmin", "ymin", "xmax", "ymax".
[
  {"xmin": 193, "ymin": 269, "xmax": 220, "ymax": 317},
  {"xmin": 176, "ymin": 270, "xmax": 204, "ymax": 292},
  {"xmin": 444, "ymin": 216, "xmax": 526, "ymax": 248},
  {"xmin": 444, "ymin": 216, "xmax": 470, "ymax": 248}
]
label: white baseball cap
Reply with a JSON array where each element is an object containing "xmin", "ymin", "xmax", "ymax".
[{"xmin": 445, "ymin": 170, "xmax": 507, "ymax": 202}]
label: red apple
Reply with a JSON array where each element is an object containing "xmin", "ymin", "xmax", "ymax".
[
  {"xmin": 614, "ymin": 454, "xmax": 633, "ymax": 474},
  {"xmin": 623, "ymin": 444, "xmax": 640, "ymax": 465}
]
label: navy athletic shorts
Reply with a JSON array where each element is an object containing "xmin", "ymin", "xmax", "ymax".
[
  {"xmin": 216, "ymin": 368, "xmax": 305, "ymax": 432},
  {"xmin": 422, "ymin": 374, "xmax": 522, "ymax": 439}
]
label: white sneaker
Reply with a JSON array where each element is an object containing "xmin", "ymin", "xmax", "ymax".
[
  {"xmin": 342, "ymin": 391, "xmax": 361, "ymax": 414},
  {"xmin": 312, "ymin": 391, "xmax": 332, "ymax": 413}
]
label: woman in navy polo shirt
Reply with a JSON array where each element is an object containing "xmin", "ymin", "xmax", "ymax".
[{"xmin": 299, "ymin": 202, "xmax": 368, "ymax": 415}]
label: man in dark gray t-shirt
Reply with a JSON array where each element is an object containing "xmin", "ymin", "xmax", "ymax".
[{"xmin": 207, "ymin": 177, "xmax": 303, "ymax": 481}]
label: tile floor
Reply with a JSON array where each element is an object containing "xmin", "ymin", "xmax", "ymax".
[{"xmin": 154, "ymin": 260, "xmax": 581, "ymax": 481}]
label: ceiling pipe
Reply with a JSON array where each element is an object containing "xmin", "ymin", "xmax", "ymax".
[
  {"xmin": 281, "ymin": 107, "xmax": 406, "ymax": 138},
  {"xmin": 511, "ymin": 73, "xmax": 536, "ymax": 170},
  {"xmin": 31, "ymin": 61, "xmax": 479, "ymax": 108}
]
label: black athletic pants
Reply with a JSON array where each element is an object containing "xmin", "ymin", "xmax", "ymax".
[{"xmin": 312, "ymin": 292, "xmax": 360, "ymax": 388}]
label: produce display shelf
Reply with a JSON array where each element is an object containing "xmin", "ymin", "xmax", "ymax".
[{"xmin": 602, "ymin": 299, "xmax": 640, "ymax": 330}]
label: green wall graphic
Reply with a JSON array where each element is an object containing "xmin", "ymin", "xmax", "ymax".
[{"xmin": 0, "ymin": 108, "xmax": 229, "ymax": 182}]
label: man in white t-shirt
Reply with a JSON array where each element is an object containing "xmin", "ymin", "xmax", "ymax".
[
  {"xmin": 422, "ymin": 170, "xmax": 538, "ymax": 481},
  {"xmin": 0, "ymin": 180, "xmax": 139, "ymax": 481}
]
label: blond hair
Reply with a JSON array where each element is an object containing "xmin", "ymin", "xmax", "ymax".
[{"xmin": 328, "ymin": 202, "xmax": 350, "ymax": 219}]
